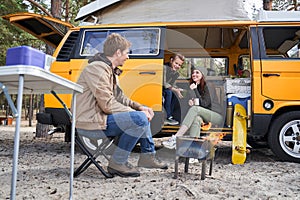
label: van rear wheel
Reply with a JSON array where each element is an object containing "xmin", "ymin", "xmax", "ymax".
[{"xmin": 268, "ymin": 111, "xmax": 300, "ymax": 163}]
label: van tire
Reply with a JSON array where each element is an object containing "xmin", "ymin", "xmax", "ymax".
[
  {"xmin": 268, "ymin": 111, "xmax": 300, "ymax": 163},
  {"xmin": 247, "ymin": 138, "xmax": 268, "ymax": 149}
]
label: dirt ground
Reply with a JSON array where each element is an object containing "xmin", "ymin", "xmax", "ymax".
[{"xmin": 0, "ymin": 122, "xmax": 299, "ymax": 200}]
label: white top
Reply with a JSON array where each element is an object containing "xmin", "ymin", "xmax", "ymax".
[
  {"xmin": 256, "ymin": 10, "xmax": 300, "ymax": 22},
  {"xmin": 0, "ymin": 65, "xmax": 83, "ymax": 94}
]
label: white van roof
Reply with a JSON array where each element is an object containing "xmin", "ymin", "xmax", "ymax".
[
  {"xmin": 76, "ymin": 0, "xmax": 121, "ymax": 22},
  {"xmin": 75, "ymin": 0, "xmax": 251, "ymax": 23},
  {"xmin": 256, "ymin": 10, "xmax": 300, "ymax": 22}
]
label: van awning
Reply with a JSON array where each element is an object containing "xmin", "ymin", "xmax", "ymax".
[{"xmin": 75, "ymin": 0, "xmax": 251, "ymax": 23}]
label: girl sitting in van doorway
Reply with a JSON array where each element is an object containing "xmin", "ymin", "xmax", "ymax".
[{"xmin": 163, "ymin": 66, "xmax": 223, "ymax": 149}]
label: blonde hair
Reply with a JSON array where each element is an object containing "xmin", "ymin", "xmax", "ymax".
[
  {"xmin": 103, "ymin": 33, "xmax": 131, "ymax": 57},
  {"xmin": 171, "ymin": 53, "xmax": 185, "ymax": 62}
]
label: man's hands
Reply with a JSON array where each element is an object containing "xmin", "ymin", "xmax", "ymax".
[
  {"xmin": 171, "ymin": 87, "xmax": 184, "ymax": 98},
  {"xmin": 139, "ymin": 106, "xmax": 154, "ymax": 121}
]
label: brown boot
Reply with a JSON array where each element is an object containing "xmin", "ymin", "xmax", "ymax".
[
  {"xmin": 108, "ymin": 159, "xmax": 140, "ymax": 177},
  {"xmin": 138, "ymin": 154, "xmax": 168, "ymax": 169}
]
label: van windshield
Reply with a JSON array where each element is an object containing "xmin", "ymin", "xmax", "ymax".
[{"xmin": 80, "ymin": 28, "xmax": 161, "ymax": 56}]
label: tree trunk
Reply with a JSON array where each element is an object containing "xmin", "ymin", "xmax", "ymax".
[
  {"xmin": 292, "ymin": 0, "xmax": 299, "ymax": 10},
  {"xmin": 35, "ymin": 122, "xmax": 50, "ymax": 138},
  {"xmin": 51, "ymin": 0, "xmax": 62, "ymax": 19},
  {"xmin": 65, "ymin": 0, "xmax": 69, "ymax": 23},
  {"xmin": 28, "ymin": 94, "xmax": 33, "ymax": 127},
  {"xmin": 35, "ymin": 95, "xmax": 50, "ymax": 138},
  {"xmin": 26, "ymin": 0, "xmax": 53, "ymax": 17},
  {"xmin": 263, "ymin": 0, "xmax": 273, "ymax": 10},
  {"xmin": 35, "ymin": 0, "xmax": 63, "ymax": 138}
]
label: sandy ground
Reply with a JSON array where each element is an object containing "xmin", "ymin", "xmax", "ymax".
[{"xmin": 0, "ymin": 122, "xmax": 299, "ymax": 200}]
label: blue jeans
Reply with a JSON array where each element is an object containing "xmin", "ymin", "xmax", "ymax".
[
  {"xmin": 163, "ymin": 88, "xmax": 175, "ymax": 119},
  {"xmin": 103, "ymin": 111, "xmax": 155, "ymax": 164}
]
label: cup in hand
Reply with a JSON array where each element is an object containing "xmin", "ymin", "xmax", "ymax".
[{"xmin": 194, "ymin": 98, "xmax": 199, "ymax": 106}]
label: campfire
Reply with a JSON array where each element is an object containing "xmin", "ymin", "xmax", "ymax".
[
  {"xmin": 202, "ymin": 132, "xmax": 226, "ymax": 146},
  {"xmin": 173, "ymin": 126, "xmax": 229, "ymax": 180},
  {"xmin": 174, "ymin": 134, "xmax": 223, "ymax": 180}
]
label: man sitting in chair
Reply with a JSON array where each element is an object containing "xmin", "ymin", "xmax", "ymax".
[{"xmin": 75, "ymin": 33, "xmax": 168, "ymax": 177}]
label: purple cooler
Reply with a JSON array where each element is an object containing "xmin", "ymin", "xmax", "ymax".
[{"xmin": 6, "ymin": 46, "xmax": 45, "ymax": 69}]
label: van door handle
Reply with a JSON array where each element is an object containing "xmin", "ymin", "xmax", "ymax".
[
  {"xmin": 263, "ymin": 73, "xmax": 280, "ymax": 77},
  {"xmin": 139, "ymin": 71, "xmax": 156, "ymax": 75}
]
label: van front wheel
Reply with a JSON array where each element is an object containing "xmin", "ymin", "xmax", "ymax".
[{"xmin": 268, "ymin": 111, "xmax": 300, "ymax": 163}]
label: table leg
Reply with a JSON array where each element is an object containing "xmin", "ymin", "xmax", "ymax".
[
  {"xmin": 10, "ymin": 74, "xmax": 24, "ymax": 200},
  {"xmin": 69, "ymin": 92, "xmax": 77, "ymax": 200}
]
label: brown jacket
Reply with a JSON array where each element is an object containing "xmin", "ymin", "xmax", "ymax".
[{"xmin": 75, "ymin": 59, "xmax": 142, "ymax": 130}]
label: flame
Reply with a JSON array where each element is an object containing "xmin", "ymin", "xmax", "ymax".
[
  {"xmin": 203, "ymin": 132, "xmax": 226, "ymax": 146},
  {"xmin": 200, "ymin": 122, "xmax": 226, "ymax": 145}
]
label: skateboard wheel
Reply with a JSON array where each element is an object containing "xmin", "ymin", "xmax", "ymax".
[{"xmin": 235, "ymin": 146, "xmax": 241, "ymax": 150}]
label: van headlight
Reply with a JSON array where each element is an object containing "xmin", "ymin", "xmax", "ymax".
[{"xmin": 263, "ymin": 100, "xmax": 274, "ymax": 111}]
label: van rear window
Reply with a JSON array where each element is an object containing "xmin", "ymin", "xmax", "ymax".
[{"xmin": 80, "ymin": 28, "xmax": 160, "ymax": 56}]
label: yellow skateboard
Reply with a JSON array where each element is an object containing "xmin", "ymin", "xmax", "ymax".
[{"xmin": 232, "ymin": 104, "xmax": 249, "ymax": 164}]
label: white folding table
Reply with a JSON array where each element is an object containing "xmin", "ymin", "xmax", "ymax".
[{"xmin": 0, "ymin": 65, "xmax": 83, "ymax": 200}]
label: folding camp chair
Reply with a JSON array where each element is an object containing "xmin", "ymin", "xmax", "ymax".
[{"xmin": 50, "ymin": 90, "xmax": 114, "ymax": 178}]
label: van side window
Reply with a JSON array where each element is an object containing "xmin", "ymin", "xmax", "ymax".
[
  {"xmin": 56, "ymin": 31, "xmax": 80, "ymax": 61},
  {"xmin": 80, "ymin": 28, "xmax": 161, "ymax": 56},
  {"xmin": 263, "ymin": 27, "xmax": 300, "ymax": 58}
]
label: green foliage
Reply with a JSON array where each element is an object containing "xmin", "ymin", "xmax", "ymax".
[
  {"xmin": 0, "ymin": 0, "xmax": 28, "ymax": 15},
  {"xmin": 272, "ymin": 0, "xmax": 297, "ymax": 10},
  {"xmin": 0, "ymin": 1, "xmax": 43, "ymax": 111},
  {"xmin": 62, "ymin": 0, "xmax": 95, "ymax": 26},
  {"xmin": 0, "ymin": 0, "xmax": 44, "ymax": 66},
  {"xmin": 0, "ymin": 0, "xmax": 95, "ymax": 66},
  {"xmin": 28, "ymin": 0, "xmax": 50, "ymax": 14}
]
